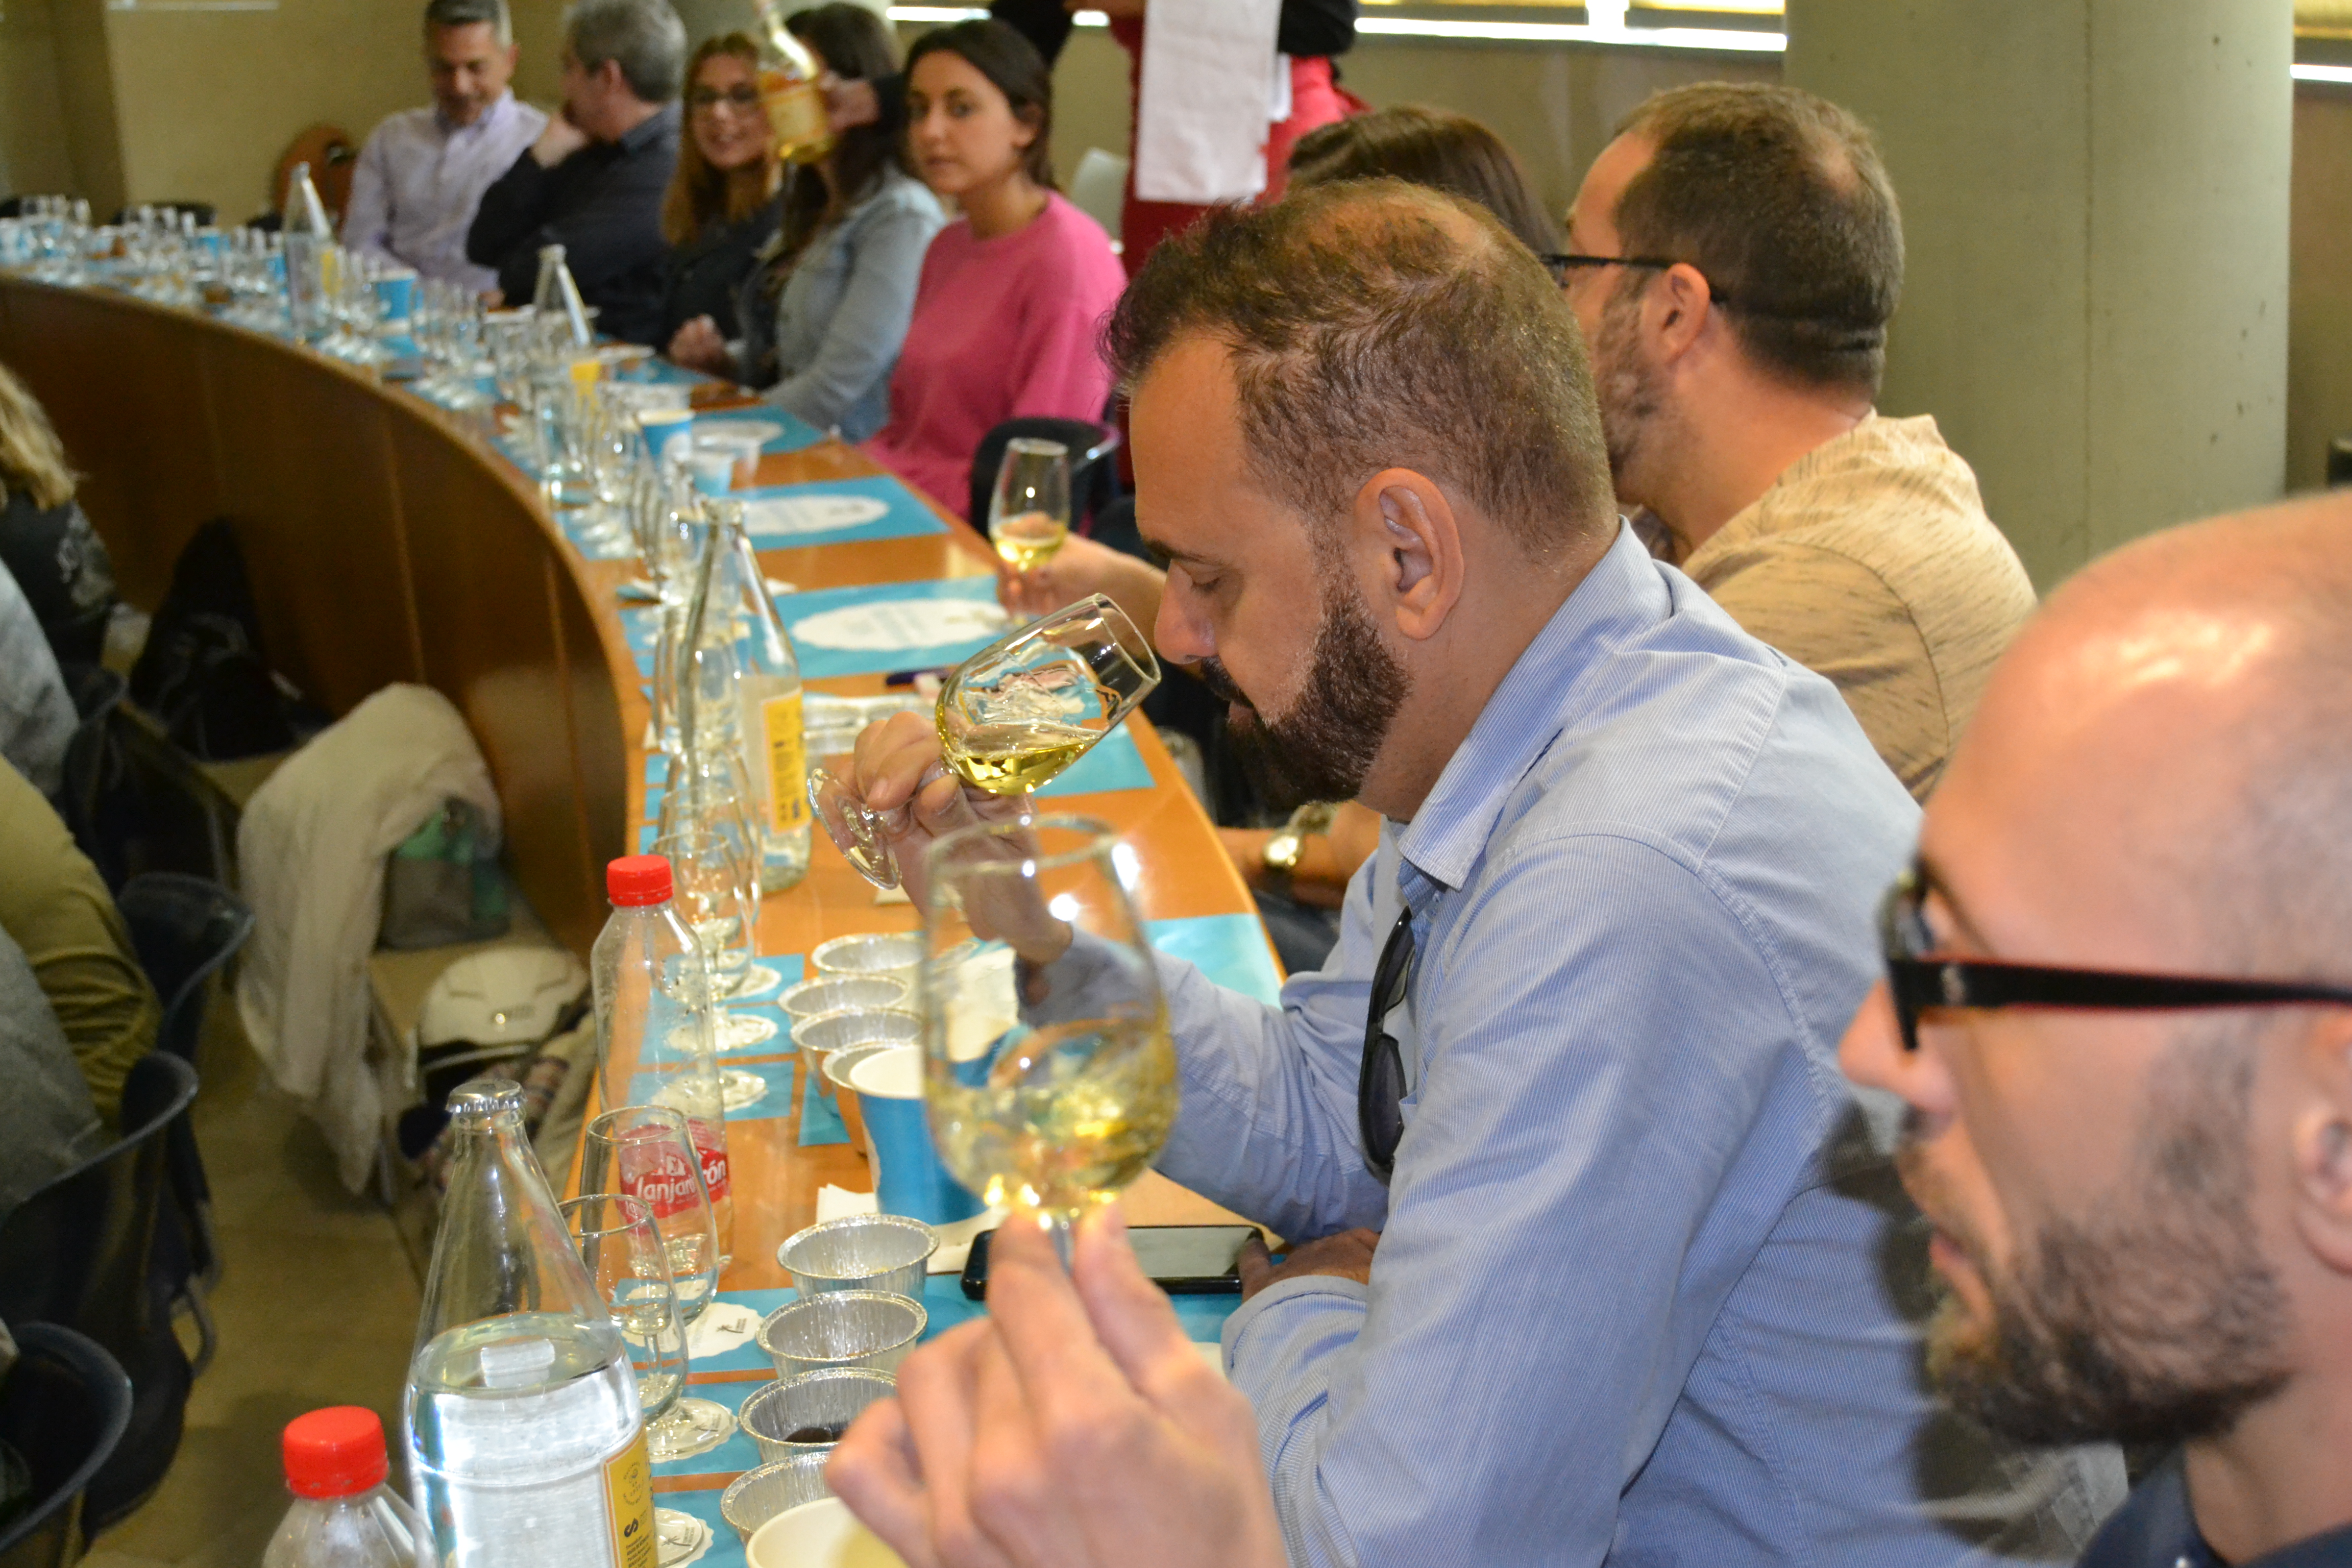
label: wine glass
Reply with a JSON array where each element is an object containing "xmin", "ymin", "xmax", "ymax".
[
  {"xmin": 655, "ymin": 824, "xmax": 777, "ymax": 1053},
  {"xmin": 918, "ymin": 815, "xmax": 1174, "ymax": 1264},
  {"xmin": 580, "ymin": 1105, "xmax": 723, "ymax": 1320},
  {"xmin": 559, "ymin": 1192, "xmax": 730, "ymax": 1464},
  {"xmin": 987, "ymin": 437, "xmax": 1072, "ymax": 573},
  {"xmin": 808, "ymin": 593, "xmax": 1161, "ymax": 890}
]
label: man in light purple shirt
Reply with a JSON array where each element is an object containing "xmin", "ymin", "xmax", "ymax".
[{"xmin": 343, "ymin": 0, "xmax": 548, "ymax": 293}]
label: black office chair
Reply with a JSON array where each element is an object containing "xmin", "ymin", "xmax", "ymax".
[
  {"xmin": 0, "ymin": 1053, "xmax": 199, "ymax": 1534},
  {"xmin": 966, "ymin": 418, "xmax": 1124, "ymax": 537},
  {"xmin": 0, "ymin": 1325, "xmax": 133, "ymax": 1568},
  {"xmin": 115, "ymin": 874, "xmax": 253, "ymax": 1070},
  {"xmin": 54, "ymin": 665, "xmax": 131, "ymax": 889},
  {"xmin": 114, "ymin": 873, "xmax": 250, "ymax": 1354}
]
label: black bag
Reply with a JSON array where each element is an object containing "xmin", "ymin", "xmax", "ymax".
[{"xmin": 129, "ymin": 520, "xmax": 301, "ymax": 761}]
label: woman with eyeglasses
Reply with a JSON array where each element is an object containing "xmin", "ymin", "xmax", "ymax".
[
  {"xmin": 657, "ymin": 33, "xmax": 785, "ymax": 355},
  {"xmin": 673, "ymin": 6, "xmax": 944, "ymax": 443}
]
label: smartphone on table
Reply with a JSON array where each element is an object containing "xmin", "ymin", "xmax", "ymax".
[{"xmin": 960, "ymin": 1223, "xmax": 1263, "ymax": 1300}]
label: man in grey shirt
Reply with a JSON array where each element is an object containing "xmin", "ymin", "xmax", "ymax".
[{"xmin": 0, "ymin": 922, "xmax": 105, "ymax": 1215}]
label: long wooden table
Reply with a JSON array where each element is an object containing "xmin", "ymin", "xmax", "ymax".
[
  {"xmin": 569, "ymin": 438, "xmax": 1258, "ymax": 1297},
  {"xmin": 0, "ymin": 276, "xmax": 1256, "ymax": 1496}
]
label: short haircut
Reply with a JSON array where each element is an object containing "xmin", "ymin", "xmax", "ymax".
[
  {"xmin": 1612, "ymin": 83, "xmax": 1902, "ymax": 396},
  {"xmin": 1288, "ymin": 105, "xmax": 1557, "ymax": 256},
  {"xmin": 425, "ymin": 0, "xmax": 510, "ymax": 44},
  {"xmin": 565, "ymin": 0, "xmax": 687, "ymax": 104},
  {"xmin": 1105, "ymin": 180, "xmax": 1615, "ymax": 562},
  {"xmin": 903, "ymin": 20, "xmax": 1058, "ymax": 191}
]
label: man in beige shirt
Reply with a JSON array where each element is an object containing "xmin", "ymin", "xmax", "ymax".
[{"xmin": 1563, "ymin": 83, "xmax": 2034, "ymax": 799}]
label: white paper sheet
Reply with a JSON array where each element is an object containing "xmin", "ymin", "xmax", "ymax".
[{"xmin": 1132, "ymin": 0, "xmax": 1284, "ymax": 205}]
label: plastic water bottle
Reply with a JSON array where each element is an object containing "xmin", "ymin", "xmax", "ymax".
[
  {"xmin": 261, "ymin": 1407, "xmax": 427, "ymax": 1567},
  {"xmin": 403, "ymin": 1078, "xmax": 654, "ymax": 1568},
  {"xmin": 591, "ymin": 855, "xmax": 734, "ymax": 1265}
]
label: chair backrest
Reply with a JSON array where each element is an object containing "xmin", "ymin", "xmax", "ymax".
[
  {"xmin": 0, "ymin": 1053, "xmax": 198, "ymax": 1531},
  {"xmin": 967, "ymin": 416, "xmax": 1123, "ymax": 540},
  {"xmin": 0, "ymin": 1324, "xmax": 132, "ymax": 1568},
  {"xmin": 56, "ymin": 664, "xmax": 128, "ymax": 885},
  {"xmin": 113, "ymin": 873, "xmax": 254, "ymax": 1066}
]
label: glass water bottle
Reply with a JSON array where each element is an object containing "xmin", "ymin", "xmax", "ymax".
[{"xmin": 404, "ymin": 1079, "xmax": 655, "ymax": 1568}]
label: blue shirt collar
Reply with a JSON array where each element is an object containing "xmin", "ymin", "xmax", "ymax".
[{"xmin": 1395, "ymin": 520, "xmax": 1671, "ymax": 895}]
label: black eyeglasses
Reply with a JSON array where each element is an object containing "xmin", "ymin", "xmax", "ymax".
[
  {"xmin": 1879, "ymin": 863, "xmax": 2352, "ymax": 1052},
  {"xmin": 688, "ymin": 85, "xmax": 763, "ymax": 112},
  {"xmin": 1359, "ymin": 906, "xmax": 1416, "ymax": 1183}
]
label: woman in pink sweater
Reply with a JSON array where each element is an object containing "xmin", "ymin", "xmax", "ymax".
[{"xmin": 863, "ymin": 21, "xmax": 1127, "ymax": 519}]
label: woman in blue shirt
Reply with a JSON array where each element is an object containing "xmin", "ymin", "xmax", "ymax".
[{"xmin": 668, "ymin": 4, "xmax": 943, "ymax": 441}]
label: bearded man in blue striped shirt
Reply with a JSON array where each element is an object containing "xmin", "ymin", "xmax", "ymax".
[{"xmin": 832, "ymin": 180, "xmax": 2122, "ymax": 1566}]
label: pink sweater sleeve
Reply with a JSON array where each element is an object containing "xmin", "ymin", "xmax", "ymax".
[{"xmin": 1001, "ymin": 210, "xmax": 1123, "ymax": 426}]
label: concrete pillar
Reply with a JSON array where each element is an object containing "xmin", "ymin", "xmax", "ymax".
[{"xmin": 1785, "ymin": 0, "xmax": 2292, "ymax": 590}]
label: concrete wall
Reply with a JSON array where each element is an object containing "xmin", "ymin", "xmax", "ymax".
[
  {"xmin": 1790, "ymin": 0, "xmax": 2293, "ymax": 590},
  {"xmin": 2292, "ymin": 83, "xmax": 2352, "ymax": 490}
]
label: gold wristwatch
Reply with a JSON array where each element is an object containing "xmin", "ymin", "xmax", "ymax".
[{"xmin": 1261, "ymin": 802, "xmax": 1339, "ymax": 892}]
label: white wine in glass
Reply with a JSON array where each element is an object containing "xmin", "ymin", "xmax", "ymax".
[
  {"xmin": 919, "ymin": 816, "xmax": 1176, "ymax": 1256},
  {"xmin": 808, "ymin": 594, "xmax": 1161, "ymax": 889},
  {"xmin": 987, "ymin": 437, "xmax": 1071, "ymax": 572}
]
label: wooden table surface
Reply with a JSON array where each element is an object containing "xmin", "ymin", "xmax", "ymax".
[{"xmin": 567, "ymin": 416, "xmax": 1258, "ymax": 1317}]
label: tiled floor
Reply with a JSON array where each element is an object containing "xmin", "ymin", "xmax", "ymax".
[{"xmin": 82, "ymin": 1002, "xmax": 429, "ymax": 1568}]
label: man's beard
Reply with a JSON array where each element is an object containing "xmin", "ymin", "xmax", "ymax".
[
  {"xmin": 1910, "ymin": 1033, "xmax": 2293, "ymax": 1449},
  {"xmin": 1590, "ymin": 278, "xmax": 1669, "ymax": 499},
  {"xmin": 1194, "ymin": 574, "xmax": 1410, "ymax": 815}
]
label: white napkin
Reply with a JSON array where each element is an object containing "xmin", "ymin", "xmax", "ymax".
[
  {"xmin": 684, "ymin": 1299, "xmax": 761, "ymax": 1362},
  {"xmin": 1133, "ymin": 0, "xmax": 1284, "ymax": 205},
  {"xmin": 790, "ymin": 598, "xmax": 1010, "ymax": 653},
  {"xmin": 817, "ymin": 1184, "xmax": 881, "ymax": 1221}
]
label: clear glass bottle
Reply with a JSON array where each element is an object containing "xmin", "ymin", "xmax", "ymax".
[
  {"xmin": 281, "ymin": 162, "xmax": 334, "ymax": 341},
  {"xmin": 590, "ymin": 855, "xmax": 734, "ymax": 1268},
  {"xmin": 531, "ymin": 242, "xmax": 593, "ymax": 350},
  {"xmin": 753, "ymin": 4, "xmax": 837, "ymax": 166},
  {"xmin": 262, "ymin": 1407, "xmax": 429, "ymax": 1568},
  {"xmin": 403, "ymin": 1078, "xmax": 654, "ymax": 1568},
  {"xmin": 692, "ymin": 499, "xmax": 812, "ymax": 892}
]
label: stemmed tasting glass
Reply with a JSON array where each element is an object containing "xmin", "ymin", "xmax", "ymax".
[
  {"xmin": 919, "ymin": 815, "xmax": 1175, "ymax": 1265},
  {"xmin": 577, "ymin": 390, "xmax": 641, "ymax": 555},
  {"xmin": 580, "ymin": 1104, "xmax": 723, "ymax": 1322},
  {"xmin": 656, "ymin": 747, "xmax": 767, "ymax": 924},
  {"xmin": 987, "ymin": 437, "xmax": 1072, "ymax": 573},
  {"xmin": 654, "ymin": 824, "xmax": 777, "ymax": 1056},
  {"xmin": 809, "ymin": 593, "xmax": 1161, "ymax": 890},
  {"xmin": 558, "ymin": 1192, "xmax": 725, "ymax": 1463}
]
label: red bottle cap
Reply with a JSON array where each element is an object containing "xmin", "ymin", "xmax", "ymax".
[
  {"xmin": 282, "ymin": 1406, "xmax": 388, "ymax": 1499},
  {"xmin": 607, "ymin": 854, "xmax": 673, "ymax": 907}
]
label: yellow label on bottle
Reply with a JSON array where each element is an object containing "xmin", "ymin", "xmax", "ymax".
[
  {"xmin": 603, "ymin": 1431, "xmax": 656, "ymax": 1568},
  {"xmin": 762, "ymin": 691, "xmax": 809, "ymax": 835}
]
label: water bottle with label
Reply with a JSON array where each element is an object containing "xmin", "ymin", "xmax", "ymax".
[
  {"xmin": 695, "ymin": 498, "xmax": 812, "ymax": 892},
  {"xmin": 281, "ymin": 162, "xmax": 334, "ymax": 341},
  {"xmin": 591, "ymin": 854, "xmax": 734, "ymax": 1267},
  {"xmin": 403, "ymin": 1078, "xmax": 656, "ymax": 1568}
]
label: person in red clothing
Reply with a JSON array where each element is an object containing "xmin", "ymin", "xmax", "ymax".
[
  {"xmin": 1107, "ymin": 0, "xmax": 1362, "ymax": 275},
  {"xmin": 862, "ymin": 20, "xmax": 1126, "ymax": 518}
]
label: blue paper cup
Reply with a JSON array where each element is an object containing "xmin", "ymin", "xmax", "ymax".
[
  {"xmin": 371, "ymin": 266, "xmax": 418, "ymax": 324},
  {"xmin": 847, "ymin": 1046, "xmax": 984, "ymax": 1227}
]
